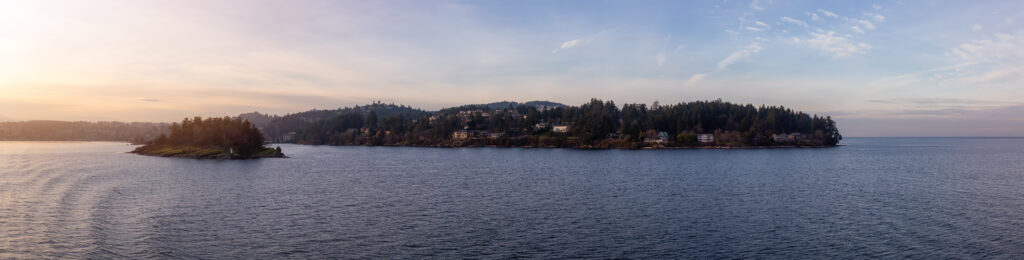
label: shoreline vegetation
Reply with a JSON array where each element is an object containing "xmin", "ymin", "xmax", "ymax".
[
  {"xmin": 280, "ymin": 98, "xmax": 841, "ymax": 149},
  {"xmin": 3, "ymin": 98, "xmax": 842, "ymax": 152},
  {"xmin": 131, "ymin": 117, "xmax": 284, "ymax": 159}
]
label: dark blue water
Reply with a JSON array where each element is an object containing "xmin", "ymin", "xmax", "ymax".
[{"xmin": 2, "ymin": 138, "xmax": 1023, "ymax": 258}]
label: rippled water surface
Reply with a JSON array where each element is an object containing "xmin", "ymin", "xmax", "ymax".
[{"xmin": 2, "ymin": 138, "xmax": 1024, "ymax": 258}]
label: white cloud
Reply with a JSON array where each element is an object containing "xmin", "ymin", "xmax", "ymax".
[
  {"xmin": 857, "ymin": 19, "xmax": 876, "ymax": 30},
  {"xmin": 685, "ymin": 73, "xmax": 707, "ymax": 86},
  {"xmin": 817, "ymin": 9, "xmax": 840, "ymax": 19},
  {"xmin": 552, "ymin": 39, "xmax": 580, "ymax": 53},
  {"xmin": 794, "ymin": 31, "xmax": 872, "ymax": 58},
  {"xmin": 780, "ymin": 17, "xmax": 808, "ymax": 27},
  {"xmin": 909, "ymin": 32, "xmax": 1024, "ymax": 87},
  {"xmin": 952, "ymin": 48, "xmax": 971, "ymax": 59},
  {"xmin": 717, "ymin": 43, "xmax": 763, "ymax": 70},
  {"xmin": 972, "ymin": 24, "xmax": 983, "ymax": 31},
  {"xmin": 868, "ymin": 63, "xmax": 976, "ymax": 87},
  {"xmin": 869, "ymin": 13, "xmax": 885, "ymax": 22},
  {"xmin": 656, "ymin": 52, "xmax": 667, "ymax": 67},
  {"xmin": 873, "ymin": 4, "xmax": 882, "ymax": 10},
  {"xmin": 963, "ymin": 67, "xmax": 1024, "ymax": 83},
  {"xmin": 755, "ymin": 21, "xmax": 771, "ymax": 28},
  {"xmin": 550, "ymin": 29, "xmax": 614, "ymax": 53},
  {"xmin": 559, "ymin": 39, "xmax": 580, "ymax": 48},
  {"xmin": 810, "ymin": 13, "xmax": 821, "ymax": 21},
  {"xmin": 852, "ymin": 26, "xmax": 865, "ymax": 34},
  {"xmin": 750, "ymin": 0, "xmax": 763, "ymax": 10},
  {"xmin": 746, "ymin": 26, "xmax": 764, "ymax": 32},
  {"xmin": 952, "ymin": 32, "xmax": 1024, "ymax": 62}
]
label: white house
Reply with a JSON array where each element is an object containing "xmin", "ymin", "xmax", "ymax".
[
  {"xmin": 552, "ymin": 125, "xmax": 569, "ymax": 133},
  {"xmin": 697, "ymin": 134, "xmax": 714, "ymax": 144}
]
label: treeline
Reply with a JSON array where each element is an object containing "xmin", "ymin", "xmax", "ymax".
[
  {"xmin": 150, "ymin": 116, "xmax": 268, "ymax": 156},
  {"xmin": 0, "ymin": 121, "xmax": 168, "ymax": 142},
  {"xmin": 259, "ymin": 102, "xmax": 431, "ymax": 142},
  {"xmin": 292, "ymin": 98, "xmax": 841, "ymax": 147}
]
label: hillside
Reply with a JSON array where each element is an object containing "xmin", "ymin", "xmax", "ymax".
[
  {"xmin": 291, "ymin": 98, "xmax": 841, "ymax": 148},
  {"xmin": 258, "ymin": 102, "xmax": 431, "ymax": 142}
]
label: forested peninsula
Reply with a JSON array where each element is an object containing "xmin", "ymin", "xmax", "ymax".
[
  {"xmin": 253, "ymin": 98, "xmax": 841, "ymax": 149},
  {"xmin": 131, "ymin": 117, "xmax": 284, "ymax": 159},
  {"xmin": 2, "ymin": 98, "xmax": 842, "ymax": 152}
]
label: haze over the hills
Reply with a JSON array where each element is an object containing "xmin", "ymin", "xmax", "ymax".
[{"xmin": 2, "ymin": 0, "xmax": 1022, "ymax": 136}]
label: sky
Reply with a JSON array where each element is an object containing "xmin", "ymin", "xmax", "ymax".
[{"xmin": 1, "ymin": 0, "xmax": 1023, "ymax": 136}]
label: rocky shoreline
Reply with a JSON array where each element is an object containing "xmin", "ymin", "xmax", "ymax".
[{"xmin": 130, "ymin": 145, "xmax": 286, "ymax": 160}]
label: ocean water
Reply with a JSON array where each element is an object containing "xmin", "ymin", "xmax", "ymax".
[{"xmin": 1, "ymin": 138, "xmax": 1023, "ymax": 258}]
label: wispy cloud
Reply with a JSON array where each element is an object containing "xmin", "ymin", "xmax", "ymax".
[
  {"xmin": 817, "ymin": 9, "xmax": 840, "ymax": 19},
  {"xmin": 754, "ymin": 21, "xmax": 771, "ymax": 28},
  {"xmin": 851, "ymin": 26, "xmax": 865, "ymax": 34},
  {"xmin": 857, "ymin": 19, "xmax": 876, "ymax": 30},
  {"xmin": 866, "ymin": 98, "xmax": 1017, "ymax": 106},
  {"xmin": 962, "ymin": 66, "xmax": 1024, "ymax": 84},
  {"xmin": 869, "ymin": 13, "xmax": 885, "ymax": 22},
  {"xmin": 794, "ymin": 31, "xmax": 871, "ymax": 58},
  {"xmin": 952, "ymin": 32, "xmax": 1024, "ymax": 62},
  {"xmin": 139, "ymin": 98, "xmax": 163, "ymax": 102},
  {"xmin": 745, "ymin": 26, "xmax": 764, "ymax": 32},
  {"xmin": 656, "ymin": 52, "xmax": 667, "ymax": 67},
  {"xmin": 780, "ymin": 17, "xmax": 808, "ymax": 27},
  {"xmin": 717, "ymin": 43, "xmax": 763, "ymax": 70},
  {"xmin": 685, "ymin": 73, "xmax": 708, "ymax": 86},
  {"xmin": 972, "ymin": 24, "xmax": 983, "ymax": 31},
  {"xmin": 750, "ymin": 0, "xmax": 763, "ymax": 11},
  {"xmin": 867, "ymin": 62, "xmax": 976, "ymax": 87},
  {"xmin": 873, "ymin": 4, "xmax": 882, "ymax": 10},
  {"xmin": 551, "ymin": 29, "xmax": 612, "ymax": 53},
  {"xmin": 552, "ymin": 39, "xmax": 581, "ymax": 53},
  {"xmin": 810, "ymin": 13, "xmax": 821, "ymax": 21}
]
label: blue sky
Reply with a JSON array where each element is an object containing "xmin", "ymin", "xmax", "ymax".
[{"xmin": 1, "ymin": 0, "xmax": 1023, "ymax": 136}]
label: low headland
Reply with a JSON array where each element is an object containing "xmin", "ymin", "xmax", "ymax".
[{"xmin": 131, "ymin": 117, "xmax": 284, "ymax": 159}]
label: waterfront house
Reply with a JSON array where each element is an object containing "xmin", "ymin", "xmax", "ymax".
[
  {"xmin": 698, "ymin": 134, "xmax": 714, "ymax": 144},
  {"xmin": 773, "ymin": 133, "xmax": 793, "ymax": 143},
  {"xmin": 452, "ymin": 130, "xmax": 470, "ymax": 140},
  {"xmin": 643, "ymin": 130, "xmax": 669, "ymax": 144},
  {"xmin": 552, "ymin": 125, "xmax": 569, "ymax": 133},
  {"xmin": 606, "ymin": 133, "xmax": 624, "ymax": 140}
]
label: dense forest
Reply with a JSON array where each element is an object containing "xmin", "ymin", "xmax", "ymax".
[
  {"xmin": 3, "ymin": 99, "xmax": 841, "ymax": 150},
  {"xmin": 133, "ymin": 117, "xmax": 283, "ymax": 159},
  {"xmin": 0, "ymin": 121, "xmax": 167, "ymax": 143},
  {"xmin": 290, "ymin": 98, "xmax": 841, "ymax": 148}
]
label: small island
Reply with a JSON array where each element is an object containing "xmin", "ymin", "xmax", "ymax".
[{"xmin": 132, "ymin": 116, "xmax": 284, "ymax": 159}]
